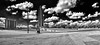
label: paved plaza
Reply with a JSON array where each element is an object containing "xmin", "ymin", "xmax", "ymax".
[{"xmin": 0, "ymin": 29, "xmax": 100, "ymax": 45}]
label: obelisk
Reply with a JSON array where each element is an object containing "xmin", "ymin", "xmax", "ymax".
[{"xmin": 37, "ymin": 5, "xmax": 43, "ymax": 33}]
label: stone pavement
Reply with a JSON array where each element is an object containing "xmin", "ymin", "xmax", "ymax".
[
  {"xmin": 0, "ymin": 30, "xmax": 100, "ymax": 45},
  {"xmin": 69, "ymin": 32, "xmax": 100, "ymax": 45}
]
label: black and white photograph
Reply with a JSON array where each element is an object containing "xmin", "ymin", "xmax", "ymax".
[{"xmin": 0, "ymin": 0, "xmax": 100, "ymax": 45}]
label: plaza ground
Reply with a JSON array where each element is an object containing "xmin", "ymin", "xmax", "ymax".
[{"xmin": 0, "ymin": 29, "xmax": 100, "ymax": 45}]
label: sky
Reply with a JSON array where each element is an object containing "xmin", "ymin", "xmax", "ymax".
[
  {"xmin": 0, "ymin": 0, "xmax": 100, "ymax": 21},
  {"xmin": 0, "ymin": 0, "xmax": 58, "ymax": 9},
  {"xmin": 1, "ymin": 0, "xmax": 99, "ymax": 10}
]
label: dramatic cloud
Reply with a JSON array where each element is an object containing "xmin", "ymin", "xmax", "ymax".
[
  {"xmin": 44, "ymin": 0, "xmax": 77, "ymax": 14},
  {"xmin": 56, "ymin": 0, "xmax": 76, "ymax": 9}
]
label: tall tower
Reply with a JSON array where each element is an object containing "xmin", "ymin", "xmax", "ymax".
[{"xmin": 37, "ymin": 5, "xmax": 44, "ymax": 33}]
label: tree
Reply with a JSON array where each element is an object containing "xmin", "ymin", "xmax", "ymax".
[
  {"xmin": 5, "ymin": 1, "xmax": 38, "ymax": 33},
  {"xmin": 6, "ymin": 1, "xmax": 36, "ymax": 19}
]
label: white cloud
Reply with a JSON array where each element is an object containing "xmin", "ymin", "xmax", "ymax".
[
  {"xmin": 54, "ymin": 0, "xmax": 76, "ymax": 13},
  {"xmin": 62, "ymin": 20, "xmax": 73, "ymax": 23},
  {"xmin": 56, "ymin": 20, "xmax": 73, "ymax": 25},
  {"xmin": 10, "ymin": 0, "xmax": 16, "ymax": 2},
  {"xmin": 23, "ymin": 15, "xmax": 37, "ymax": 19},
  {"xmin": 68, "ymin": 12, "xmax": 84, "ymax": 19},
  {"xmin": 56, "ymin": 0, "xmax": 76, "ymax": 8},
  {"xmin": 44, "ymin": 16, "xmax": 59, "ymax": 22},
  {"xmin": 87, "ymin": 12, "xmax": 100, "ymax": 18},
  {"xmin": 28, "ymin": 10, "xmax": 37, "ymax": 15},
  {"xmin": 7, "ymin": 1, "xmax": 33, "ymax": 10},
  {"xmin": 66, "ymin": 11, "xmax": 72, "ymax": 16},
  {"xmin": 72, "ymin": 12, "xmax": 84, "ymax": 16},
  {"xmin": 92, "ymin": 2, "xmax": 99, "ymax": 8},
  {"xmin": 44, "ymin": 8, "xmax": 54, "ymax": 14},
  {"xmin": 44, "ymin": 0, "xmax": 77, "ymax": 14},
  {"xmin": 82, "ymin": 17, "xmax": 88, "ymax": 20},
  {"xmin": 30, "ymin": 20, "xmax": 38, "ymax": 22},
  {"xmin": 42, "ymin": 5, "xmax": 46, "ymax": 9},
  {"xmin": 22, "ymin": 12, "xmax": 27, "ymax": 16},
  {"xmin": 12, "ymin": 11, "xmax": 18, "ymax": 15},
  {"xmin": 69, "ymin": 16, "xmax": 78, "ymax": 19},
  {"xmin": 6, "ymin": 8, "xmax": 11, "ymax": 11},
  {"xmin": 22, "ymin": 10, "xmax": 37, "ymax": 19}
]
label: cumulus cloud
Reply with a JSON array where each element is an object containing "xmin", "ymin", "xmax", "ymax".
[
  {"xmin": 6, "ymin": 1, "xmax": 33, "ymax": 11},
  {"xmin": 54, "ymin": 19, "xmax": 100, "ymax": 28},
  {"xmin": 28, "ymin": 10, "xmax": 37, "ymax": 15},
  {"xmin": 22, "ymin": 10, "xmax": 37, "ymax": 19},
  {"xmin": 44, "ymin": 0, "xmax": 77, "ymax": 14},
  {"xmin": 44, "ymin": 8, "xmax": 55, "ymax": 14},
  {"xmin": 68, "ymin": 12, "xmax": 84, "ymax": 19},
  {"xmin": 22, "ymin": 10, "xmax": 37, "ymax": 16},
  {"xmin": 56, "ymin": 0, "xmax": 76, "ymax": 8},
  {"xmin": 44, "ymin": 16, "xmax": 59, "ymax": 22}
]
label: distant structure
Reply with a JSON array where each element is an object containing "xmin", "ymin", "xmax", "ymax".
[{"xmin": 5, "ymin": 18, "xmax": 16, "ymax": 29}]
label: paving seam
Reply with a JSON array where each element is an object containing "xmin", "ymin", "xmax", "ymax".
[{"xmin": 69, "ymin": 34, "xmax": 86, "ymax": 45}]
